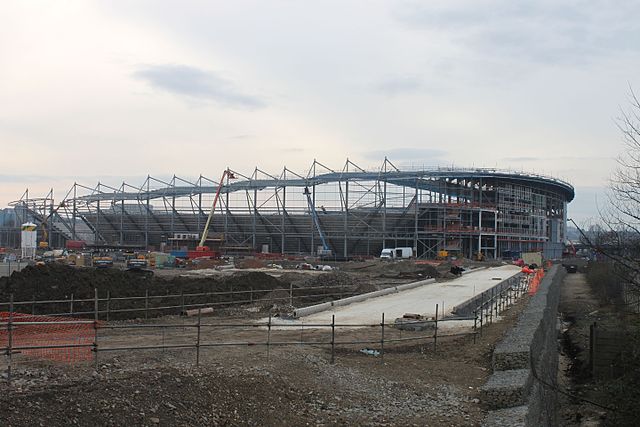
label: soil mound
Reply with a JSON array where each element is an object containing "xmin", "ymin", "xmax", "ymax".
[
  {"xmin": 235, "ymin": 259, "xmax": 267, "ymax": 269},
  {"xmin": 0, "ymin": 264, "xmax": 156, "ymax": 301},
  {"xmin": 222, "ymin": 271, "xmax": 281, "ymax": 292},
  {"xmin": 0, "ymin": 265, "xmax": 284, "ymax": 304}
]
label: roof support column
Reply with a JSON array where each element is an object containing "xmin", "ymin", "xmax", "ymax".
[
  {"xmin": 414, "ymin": 183, "xmax": 418, "ymax": 256},
  {"xmin": 343, "ymin": 180, "xmax": 348, "ymax": 258}
]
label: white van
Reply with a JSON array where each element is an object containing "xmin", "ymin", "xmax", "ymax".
[{"xmin": 380, "ymin": 247, "xmax": 414, "ymax": 260}]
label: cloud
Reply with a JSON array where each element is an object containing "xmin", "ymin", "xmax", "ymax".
[
  {"xmin": 228, "ymin": 134, "xmax": 254, "ymax": 140},
  {"xmin": 501, "ymin": 157, "xmax": 539, "ymax": 162},
  {"xmin": 363, "ymin": 148, "xmax": 448, "ymax": 161},
  {"xmin": 393, "ymin": 1, "xmax": 640, "ymax": 65},
  {"xmin": 374, "ymin": 76, "xmax": 424, "ymax": 97},
  {"xmin": 501, "ymin": 156, "xmax": 610, "ymax": 162},
  {"xmin": 133, "ymin": 64, "xmax": 265, "ymax": 109}
]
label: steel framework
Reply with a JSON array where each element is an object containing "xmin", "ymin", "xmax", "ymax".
[{"xmin": 10, "ymin": 159, "xmax": 574, "ymax": 259}]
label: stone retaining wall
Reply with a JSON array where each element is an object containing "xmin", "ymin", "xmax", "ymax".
[{"xmin": 481, "ymin": 264, "xmax": 566, "ymax": 427}]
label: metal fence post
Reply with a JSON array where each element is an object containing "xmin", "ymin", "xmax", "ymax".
[
  {"xmin": 479, "ymin": 292, "xmax": 484, "ymax": 337},
  {"xmin": 473, "ymin": 309, "xmax": 477, "ymax": 344},
  {"xmin": 434, "ymin": 303, "xmax": 438, "ymax": 353},
  {"xmin": 94, "ymin": 288, "xmax": 99, "ymax": 320},
  {"xmin": 145, "ymin": 289, "xmax": 149, "ymax": 320},
  {"xmin": 331, "ymin": 315, "xmax": 335, "ymax": 364},
  {"xmin": 31, "ymin": 294, "xmax": 36, "ymax": 315},
  {"xmin": 70, "ymin": 293, "xmax": 74, "ymax": 317},
  {"xmin": 106, "ymin": 291, "xmax": 111, "ymax": 322},
  {"xmin": 93, "ymin": 288, "xmax": 99, "ymax": 370},
  {"xmin": 196, "ymin": 308, "xmax": 201, "ymax": 367},
  {"xmin": 267, "ymin": 313, "xmax": 272, "ymax": 361},
  {"xmin": 489, "ymin": 287, "xmax": 493, "ymax": 324},
  {"xmin": 7, "ymin": 294, "xmax": 14, "ymax": 384},
  {"xmin": 380, "ymin": 312, "xmax": 385, "ymax": 362},
  {"xmin": 180, "ymin": 290, "xmax": 185, "ymax": 315},
  {"xmin": 289, "ymin": 282, "xmax": 293, "ymax": 307},
  {"xmin": 300, "ymin": 321, "xmax": 304, "ymax": 344}
]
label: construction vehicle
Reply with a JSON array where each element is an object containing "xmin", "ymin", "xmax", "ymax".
[
  {"xmin": 126, "ymin": 255, "xmax": 148, "ymax": 270},
  {"xmin": 39, "ymin": 201, "xmax": 67, "ymax": 249},
  {"xmin": 380, "ymin": 247, "xmax": 413, "ymax": 260},
  {"xmin": 92, "ymin": 255, "xmax": 113, "ymax": 268},
  {"xmin": 303, "ymin": 187, "xmax": 332, "ymax": 256},
  {"xmin": 196, "ymin": 169, "xmax": 236, "ymax": 257}
]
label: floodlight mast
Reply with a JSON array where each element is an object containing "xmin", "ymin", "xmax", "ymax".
[{"xmin": 196, "ymin": 169, "xmax": 235, "ymax": 251}]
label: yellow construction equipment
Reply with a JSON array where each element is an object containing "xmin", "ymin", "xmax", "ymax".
[{"xmin": 39, "ymin": 201, "xmax": 67, "ymax": 249}]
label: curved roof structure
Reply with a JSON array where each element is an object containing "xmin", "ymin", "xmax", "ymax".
[{"xmin": 69, "ymin": 161, "xmax": 574, "ymax": 203}]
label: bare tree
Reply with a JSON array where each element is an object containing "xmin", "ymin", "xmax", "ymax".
[{"xmin": 577, "ymin": 89, "xmax": 640, "ymax": 291}]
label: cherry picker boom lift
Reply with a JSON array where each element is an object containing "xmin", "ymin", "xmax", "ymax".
[
  {"xmin": 303, "ymin": 186, "xmax": 332, "ymax": 256},
  {"xmin": 195, "ymin": 169, "xmax": 235, "ymax": 256}
]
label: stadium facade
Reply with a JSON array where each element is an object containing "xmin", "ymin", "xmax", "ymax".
[{"xmin": 8, "ymin": 159, "xmax": 574, "ymax": 259}]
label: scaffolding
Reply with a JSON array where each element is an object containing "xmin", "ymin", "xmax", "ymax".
[{"xmin": 9, "ymin": 159, "xmax": 574, "ymax": 259}]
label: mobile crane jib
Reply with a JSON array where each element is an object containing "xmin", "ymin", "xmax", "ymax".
[
  {"xmin": 303, "ymin": 186, "xmax": 332, "ymax": 256},
  {"xmin": 196, "ymin": 169, "xmax": 236, "ymax": 253}
]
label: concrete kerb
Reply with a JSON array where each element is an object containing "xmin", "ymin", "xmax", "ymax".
[{"xmin": 292, "ymin": 278, "xmax": 437, "ymax": 318}]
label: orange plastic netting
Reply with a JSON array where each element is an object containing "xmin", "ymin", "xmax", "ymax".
[
  {"xmin": 527, "ymin": 269, "xmax": 545, "ymax": 295},
  {"xmin": 0, "ymin": 312, "xmax": 93, "ymax": 362}
]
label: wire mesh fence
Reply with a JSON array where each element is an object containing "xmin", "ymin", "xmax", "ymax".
[
  {"xmin": 2, "ymin": 270, "xmax": 538, "ymax": 383},
  {"xmin": 0, "ymin": 283, "xmax": 358, "ymax": 320}
]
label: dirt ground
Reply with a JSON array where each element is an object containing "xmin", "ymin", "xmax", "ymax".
[
  {"xmin": 557, "ymin": 269, "xmax": 616, "ymax": 426},
  {"xmin": 1, "ymin": 287, "xmax": 529, "ymax": 427}
]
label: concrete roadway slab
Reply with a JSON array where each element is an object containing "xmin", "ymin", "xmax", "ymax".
[{"xmin": 272, "ymin": 265, "xmax": 521, "ymax": 329}]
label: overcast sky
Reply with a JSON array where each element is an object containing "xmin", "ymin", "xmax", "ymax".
[{"xmin": 1, "ymin": 1, "xmax": 638, "ymax": 223}]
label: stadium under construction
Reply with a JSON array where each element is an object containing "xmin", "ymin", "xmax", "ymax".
[{"xmin": 7, "ymin": 159, "xmax": 574, "ymax": 259}]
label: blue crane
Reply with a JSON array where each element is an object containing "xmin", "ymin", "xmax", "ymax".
[{"xmin": 303, "ymin": 186, "xmax": 332, "ymax": 256}]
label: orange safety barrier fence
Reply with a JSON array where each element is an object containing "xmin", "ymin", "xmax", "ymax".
[
  {"xmin": 527, "ymin": 268, "xmax": 545, "ymax": 295},
  {"xmin": 0, "ymin": 312, "xmax": 94, "ymax": 362}
]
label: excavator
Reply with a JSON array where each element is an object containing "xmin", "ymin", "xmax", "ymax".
[
  {"xmin": 39, "ymin": 201, "xmax": 67, "ymax": 249},
  {"xmin": 195, "ymin": 169, "xmax": 236, "ymax": 256}
]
